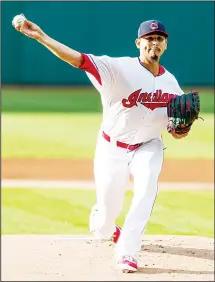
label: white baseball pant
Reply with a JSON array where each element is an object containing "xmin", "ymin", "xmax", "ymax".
[{"xmin": 89, "ymin": 133, "xmax": 164, "ymax": 259}]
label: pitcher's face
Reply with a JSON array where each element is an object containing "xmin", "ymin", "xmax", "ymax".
[{"xmin": 136, "ymin": 33, "xmax": 167, "ymax": 62}]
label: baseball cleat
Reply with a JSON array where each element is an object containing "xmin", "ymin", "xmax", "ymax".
[
  {"xmin": 118, "ymin": 255, "xmax": 138, "ymax": 273},
  {"xmin": 111, "ymin": 225, "xmax": 121, "ymax": 244}
]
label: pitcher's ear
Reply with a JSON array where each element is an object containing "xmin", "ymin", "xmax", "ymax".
[
  {"xmin": 135, "ymin": 38, "xmax": 140, "ymax": 49},
  {"xmin": 165, "ymin": 39, "xmax": 168, "ymax": 50}
]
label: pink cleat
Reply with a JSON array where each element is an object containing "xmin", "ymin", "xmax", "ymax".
[
  {"xmin": 111, "ymin": 225, "xmax": 121, "ymax": 244},
  {"xmin": 118, "ymin": 255, "xmax": 138, "ymax": 273}
]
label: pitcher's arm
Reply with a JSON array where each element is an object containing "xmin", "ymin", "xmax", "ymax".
[
  {"xmin": 12, "ymin": 14, "xmax": 84, "ymax": 67},
  {"xmin": 38, "ymin": 34, "xmax": 84, "ymax": 67}
]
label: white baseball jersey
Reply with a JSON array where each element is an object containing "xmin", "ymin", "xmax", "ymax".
[{"xmin": 79, "ymin": 54, "xmax": 184, "ymax": 145}]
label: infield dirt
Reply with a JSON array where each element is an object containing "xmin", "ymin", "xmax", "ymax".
[{"xmin": 2, "ymin": 158, "xmax": 214, "ymax": 182}]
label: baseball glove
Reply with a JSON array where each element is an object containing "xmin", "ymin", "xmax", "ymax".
[{"xmin": 167, "ymin": 92, "xmax": 201, "ymax": 135}]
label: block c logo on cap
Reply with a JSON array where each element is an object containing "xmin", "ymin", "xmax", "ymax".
[{"xmin": 150, "ymin": 22, "xmax": 158, "ymax": 30}]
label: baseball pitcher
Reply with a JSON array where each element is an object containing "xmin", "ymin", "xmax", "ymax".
[{"xmin": 12, "ymin": 15, "xmax": 200, "ymax": 273}]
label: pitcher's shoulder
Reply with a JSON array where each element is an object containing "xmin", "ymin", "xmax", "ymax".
[
  {"xmin": 106, "ymin": 56, "xmax": 136, "ymax": 62},
  {"xmin": 163, "ymin": 68, "xmax": 177, "ymax": 78},
  {"xmin": 161, "ymin": 67, "xmax": 180, "ymax": 82},
  {"xmin": 108, "ymin": 56, "xmax": 138, "ymax": 67},
  {"xmin": 161, "ymin": 67, "xmax": 183, "ymax": 94},
  {"xmin": 91, "ymin": 55, "xmax": 136, "ymax": 64}
]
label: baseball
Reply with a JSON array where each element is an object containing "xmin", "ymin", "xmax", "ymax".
[{"xmin": 12, "ymin": 15, "xmax": 25, "ymax": 27}]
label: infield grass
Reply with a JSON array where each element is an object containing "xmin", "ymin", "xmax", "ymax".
[
  {"xmin": 2, "ymin": 113, "xmax": 214, "ymax": 159},
  {"xmin": 2, "ymin": 188, "xmax": 214, "ymax": 237}
]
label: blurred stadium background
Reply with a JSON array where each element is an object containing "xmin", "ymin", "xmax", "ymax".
[
  {"xmin": 2, "ymin": 1, "xmax": 214, "ymax": 85},
  {"xmin": 1, "ymin": 1, "xmax": 214, "ymax": 236}
]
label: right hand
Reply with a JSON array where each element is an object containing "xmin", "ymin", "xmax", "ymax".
[{"xmin": 12, "ymin": 14, "xmax": 45, "ymax": 41}]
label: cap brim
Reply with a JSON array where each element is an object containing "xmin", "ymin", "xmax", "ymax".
[{"xmin": 139, "ymin": 30, "xmax": 169, "ymax": 38}]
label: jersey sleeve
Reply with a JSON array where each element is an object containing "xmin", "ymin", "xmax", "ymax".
[{"xmin": 78, "ymin": 53, "xmax": 115, "ymax": 89}]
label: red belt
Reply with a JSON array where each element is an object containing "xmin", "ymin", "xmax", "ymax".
[{"xmin": 102, "ymin": 131, "xmax": 143, "ymax": 151}]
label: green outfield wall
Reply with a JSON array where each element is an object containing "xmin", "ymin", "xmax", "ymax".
[{"xmin": 2, "ymin": 1, "xmax": 214, "ymax": 86}]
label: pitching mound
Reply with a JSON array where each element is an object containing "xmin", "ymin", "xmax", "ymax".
[{"xmin": 2, "ymin": 235, "xmax": 214, "ymax": 281}]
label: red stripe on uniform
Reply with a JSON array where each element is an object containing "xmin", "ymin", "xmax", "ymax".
[
  {"xmin": 79, "ymin": 53, "xmax": 102, "ymax": 85},
  {"xmin": 157, "ymin": 65, "xmax": 165, "ymax": 76},
  {"xmin": 143, "ymin": 102, "xmax": 167, "ymax": 110}
]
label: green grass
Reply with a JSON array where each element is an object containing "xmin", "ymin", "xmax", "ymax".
[
  {"xmin": 1, "ymin": 87, "xmax": 102, "ymax": 113},
  {"xmin": 2, "ymin": 113, "xmax": 101, "ymax": 158},
  {"xmin": 2, "ymin": 87, "xmax": 214, "ymax": 113},
  {"xmin": 2, "ymin": 113, "xmax": 214, "ymax": 159},
  {"xmin": 2, "ymin": 188, "xmax": 214, "ymax": 237}
]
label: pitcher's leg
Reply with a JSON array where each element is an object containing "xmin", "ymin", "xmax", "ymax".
[
  {"xmin": 115, "ymin": 140, "xmax": 164, "ymax": 259},
  {"xmin": 90, "ymin": 140, "xmax": 130, "ymax": 239}
]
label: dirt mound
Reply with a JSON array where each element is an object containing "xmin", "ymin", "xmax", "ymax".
[{"xmin": 2, "ymin": 235, "xmax": 214, "ymax": 281}]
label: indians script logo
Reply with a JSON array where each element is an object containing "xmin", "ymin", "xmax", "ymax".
[
  {"xmin": 150, "ymin": 22, "xmax": 158, "ymax": 30},
  {"xmin": 122, "ymin": 89, "xmax": 177, "ymax": 110}
]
